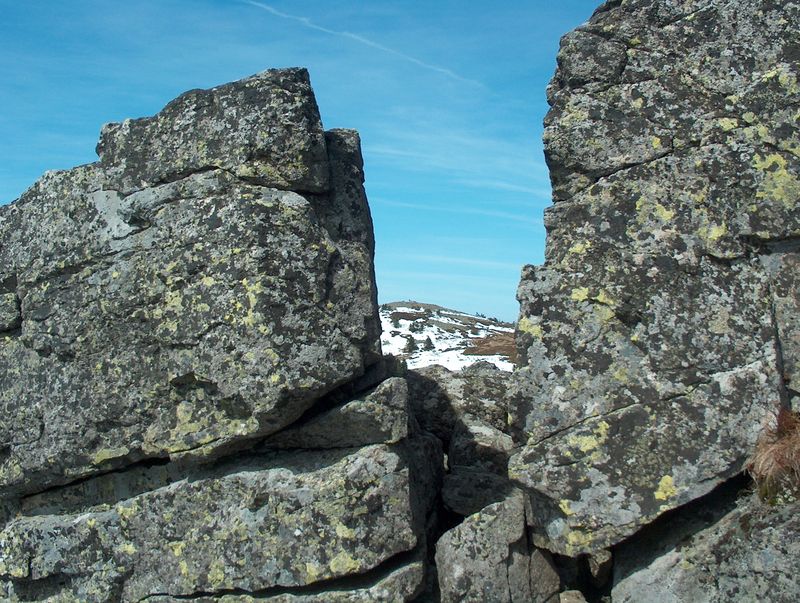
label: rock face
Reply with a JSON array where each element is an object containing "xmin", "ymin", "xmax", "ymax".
[
  {"xmin": 435, "ymin": 491, "xmax": 560, "ymax": 603},
  {"xmin": 3, "ymin": 2, "xmax": 800, "ymax": 599},
  {"xmin": 0, "ymin": 68, "xmax": 441, "ymax": 602},
  {"xmin": 613, "ymin": 495, "xmax": 800, "ymax": 603},
  {"xmin": 407, "ymin": 363, "xmax": 515, "ymax": 516},
  {"xmin": 511, "ymin": 0, "xmax": 799, "ymax": 556},
  {"xmin": 0, "ymin": 68, "xmax": 380, "ymax": 498}
]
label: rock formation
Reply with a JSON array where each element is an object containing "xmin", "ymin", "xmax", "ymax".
[
  {"xmin": 2, "ymin": 0, "xmax": 800, "ymax": 600},
  {"xmin": 511, "ymin": 0, "xmax": 800, "ymax": 562},
  {"xmin": 0, "ymin": 68, "xmax": 441, "ymax": 602}
]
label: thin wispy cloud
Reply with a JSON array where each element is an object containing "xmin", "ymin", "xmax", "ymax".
[
  {"xmin": 241, "ymin": 1, "xmax": 484, "ymax": 88},
  {"xmin": 365, "ymin": 123, "xmax": 550, "ymax": 204},
  {"xmin": 374, "ymin": 198, "xmax": 540, "ymax": 226},
  {"xmin": 455, "ymin": 178, "xmax": 552, "ymax": 199},
  {"xmin": 381, "ymin": 270, "xmax": 514, "ymax": 286},
  {"xmin": 402, "ymin": 254, "xmax": 522, "ymax": 271}
]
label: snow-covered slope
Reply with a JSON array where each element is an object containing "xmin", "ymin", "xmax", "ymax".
[{"xmin": 380, "ymin": 301, "xmax": 516, "ymax": 372}]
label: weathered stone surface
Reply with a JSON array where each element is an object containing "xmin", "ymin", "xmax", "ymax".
[
  {"xmin": 96, "ymin": 68, "xmax": 329, "ymax": 195},
  {"xmin": 558, "ymin": 591, "xmax": 586, "ymax": 603},
  {"xmin": 448, "ymin": 416, "xmax": 513, "ymax": 475},
  {"xmin": 435, "ymin": 492, "xmax": 560, "ymax": 603},
  {"xmin": 0, "ymin": 68, "xmax": 380, "ymax": 498},
  {"xmin": 761, "ymin": 246, "xmax": 800, "ymax": 405},
  {"xmin": 0, "ymin": 442, "xmax": 433, "ymax": 602},
  {"xmin": 0, "ymin": 68, "xmax": 446, "ymax": 603},
  {"xmin": 262, "ymin": 377, "xmax": 410, "ymax": 450},
  {"xmin": 145, "ymin": 555, "xmax": 425, "ymax": 602},
  {"xmin": 511, "ymin": 0, "xmax": 798, "ymax": 555},
  {"xmin": 407, "ymin": 362, "xmax": 511, "ymax": 445},
  {"xmin": 408, "ymin": 362, "xmax": 516, "ymax": 520},
  {"xmin": 0, "ymin": 368, "xmax": 441, "ymax": 602},
  {"xmin": 612, "ymin": 496, "xmax": 800, "ymax": 603}
]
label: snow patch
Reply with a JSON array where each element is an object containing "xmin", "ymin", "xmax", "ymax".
[{"xmin": 380, "ymin": 302, "xmax": 515, "ymax": 372}]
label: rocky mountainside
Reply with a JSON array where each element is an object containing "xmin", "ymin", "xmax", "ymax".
[
  {"xmin": 1, "ymin": 1, "xmax": 799, "ymax": 601},
  {"xmin": 379, "ymin": 301, "xmax": 515, "ymax": 371}
]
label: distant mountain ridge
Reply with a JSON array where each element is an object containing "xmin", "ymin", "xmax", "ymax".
[{"xmin": 379, "ymin": 301, "xmax": 516, "ymax": 371}]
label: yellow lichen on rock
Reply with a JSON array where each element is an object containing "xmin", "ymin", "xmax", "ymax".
[{"xmin": 654, "ymin": 475, "xmax": 678, "ymax": 501}]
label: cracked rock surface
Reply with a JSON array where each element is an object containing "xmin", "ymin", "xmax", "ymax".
[
  {"xmin": 0, "ymin": 68, "xmax": 381, "ymax": 499},
  {"xmin": 613, "ymin": 495, "xmax": 800, "ymax": 602},
  {"xmin": 511, "ymin": 0, "xmax": 800, "ymax": 555},
  {"xmin": 0, "ymin": 69, "xmax": 443, "ymax": 602},
  {"xmin": 435, "ymin": 491, "xmax": 560, "ymax": 603}
]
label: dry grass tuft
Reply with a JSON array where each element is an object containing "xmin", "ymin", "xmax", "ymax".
[{"xmin": 747, "ymin": 407, "xmax": 800, "ymax": 503}]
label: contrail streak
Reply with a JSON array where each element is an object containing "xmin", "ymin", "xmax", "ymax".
[{"xmin": 241, "ymin": 0, "xmax": 484, "ymax": 88}]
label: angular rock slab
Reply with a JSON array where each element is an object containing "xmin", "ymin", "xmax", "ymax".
[
  {"xmin": 511, "ymin": 0, "xmax": 798, "ymax": 555},
  {"xmin": 435, "ymin": 492, "xmax": 560, "ymax": 603},
  {"xmin": 0, "ymin": 69, "xmax": 380, "ymax": 497},
  {"xmin": 262, "ymin": 377, "xmax": 411, "ymax": 450},
  {"xmin": 612, "ymin": 497, "xmax": 800, "ymax": 603},
  {"xmin": 97, "ymin": 68, "xmax": 330, "ymax": 195},
  {"xmin": 0, "ymin": 442, "xmax": 433, "ymax": 602}
]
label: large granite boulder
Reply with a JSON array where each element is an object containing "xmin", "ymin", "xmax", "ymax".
[
  {"xmin": 510, "ymin": 0, "xmax": 799, "ymax": 555},
  {"xmin": 0, "ymin": 69, "xmax": 444, "ymax": 602},
  {"xmin": 0, "ymin": 68, "xmax": 381, "ymax": 498}
]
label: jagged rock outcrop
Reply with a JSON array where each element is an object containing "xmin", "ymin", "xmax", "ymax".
[
  {"xmin": 0, "ymin": 69, "xmax": 441, "ymax": 602},
  {"xmin": 613, "ymin": 494, "xmax": 800, "ymax": 602},
  {"xmin": 3, "ymin": 1, "xmax": 799, "ymax": 599},
  {"xmin": 510, "ymin": 0, "xmax": 800, "ymax": 558},
  {"xmin": 0, "ymin": 68, "xmax": 380, "ymax": 497}
]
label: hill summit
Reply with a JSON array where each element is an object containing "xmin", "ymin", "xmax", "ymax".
[{"xmin": 379, "ymin": 301, "xmax": 515, "ymax": 371}]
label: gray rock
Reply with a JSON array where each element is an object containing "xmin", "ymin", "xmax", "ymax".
[
  {"xmin": 0, "ymin": 68, "xmax": 445, "ymax": 602},
  {"xmin": 441, "ymin": 469, "xmax": 514, "ymax": 517},
  {"xmin": 0, "ymin": 442, "xmax": 434, "ymax": 602},
  {"xmin": 407, "ymin": 362, "xmax": 511, "ymax": 445},
  {"xmin": 558, "ymin": 592, "xmax": 587, "ymax": 603},
  {"xmin": 448, "ymin": 415, "xmax": 513, "ymax": 474},
  {"xmin": 435, "ymin": 491, "xmax": 560, "ymax": 603},
  {"xmin": 761, "ymin": 247, "xmax": 800, "ymax": 405},
  {"xmin": 0, "ymin": 68, "xmax": 380, "ymax": 498},
  {"xmin": 408, "ymin": 362, "xmax": 516, "ymax": 522},
  {"xmin": 511, "ymin": 0, "xmax": 799, "ymax": 555},
  {"xmin": 612, "ymin": 496, "xmax": 800, "ymax": 603},
  {"xmin": 145, "ymin": 555, "xmax": 425, "ymax": 601},
  {"xmin": 97, "ymin": 68, "xmax": 330, "ymax": 195},
  {"xmin": 0, "ymin": 369, "xmax": 441, "ymax": 601},
  {"xmin": 0, "ymin": 291, "xmax": 20, "ymax": 333},
  {"xmin": 262, "ymin": 377, "xmax": 411, "ymax": 449}
]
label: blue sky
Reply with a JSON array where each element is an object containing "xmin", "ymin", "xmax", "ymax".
[{"xmin": 1, "ymin": 1, "xmax": 595, "ymax": 321}]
